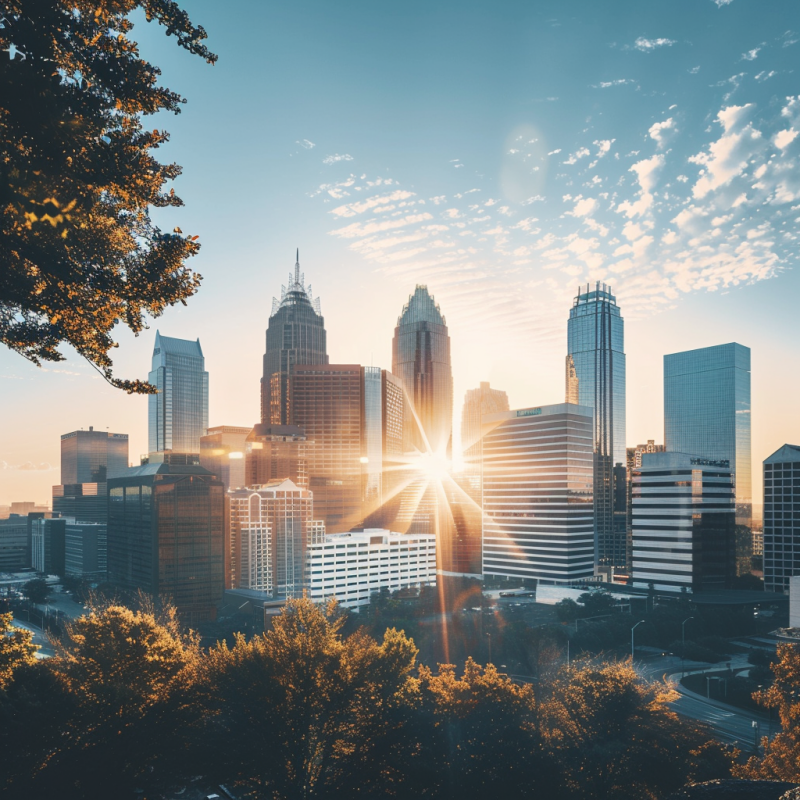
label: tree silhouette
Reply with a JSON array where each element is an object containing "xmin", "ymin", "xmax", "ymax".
[{"xmin": 0, "ymin": 0, "xmax": 215, "ymax": 392}]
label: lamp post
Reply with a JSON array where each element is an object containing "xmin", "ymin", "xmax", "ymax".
[
  {"xmin": 752, "ymin": 720, "xmax": 760, "ymax": 751},
  {"xmin": 631, "ymin": 620, "xmax": 645, "ymax": 661}
]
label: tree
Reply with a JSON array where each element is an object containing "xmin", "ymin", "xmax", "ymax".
[
  {"xmin": 40, "ymin": 602, "xmax": 202, "ymax": 798},
  {"xmin": 0, "ymin": 611, "xmax": 38, "ymax": 688},
  {"xmin": 735, "ymin": 643, "xmax": 800, "ymax": 782},
  {"xmin": 0, "ymin": 0, "xmax": 216, "ymax": 392},
  {"xmin": 202, "ymin": 596, "xmax": 419, "ymax": 799},
  {"xmin": 22, "ymin": 577, "xmax": 49, "ymax": 604}
]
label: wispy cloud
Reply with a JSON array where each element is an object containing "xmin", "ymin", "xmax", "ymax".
[
  {"xmin": 741, "ymin": 47, "xmax": 761, "ymax": 61},
  {"xmin": 592, "ymin": 78, "xmax": 638, "ymax": 89},
  {"xmin": 1, "ymin": 461, "xmax": 54, "ymax": 471},
  {"xmin": 296, "ymin": 139, "xmax": 315, "ymax": 149},
  {"xmin": 633, "ymin": 36, "xmax": 676, "ymax": 51},
  {"xmin": 323, "ymin": 153, "xmax": 354, "ymax": 165}
]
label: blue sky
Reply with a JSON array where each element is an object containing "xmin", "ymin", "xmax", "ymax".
[{"xmin": 2, "ymin": 0, "xmax": 799, "ymax": 505}]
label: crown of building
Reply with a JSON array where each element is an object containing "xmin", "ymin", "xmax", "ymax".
[{"xmin": 270, "ymin": 249, "xmax": 322, "ymax": 317}]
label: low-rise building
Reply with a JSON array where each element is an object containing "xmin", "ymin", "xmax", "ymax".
[{"xmin": 307, "ymin": 529, "xmax": 436, "ymax": 610}]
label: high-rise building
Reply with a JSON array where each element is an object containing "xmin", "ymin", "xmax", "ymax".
[
  {"xmin": 664, "ymin": 343, "xmax": 752, "ymax": 528},
  {"xmin": 565, "ymin": 355, "xmax": 579, "ymax": 405},
  {"xmin": 482, "ymin": 403, "xmax": 595, "ymax": 583},
  {"xmin": 290, "ymin": 364, "xmax": 364, "ymax": 533},
  {"xmin": 227, "ymin": 479, "xmax": 313, "ymax": 597},
  {"xmin": 245, "ymin": 424, "xmax": 308, "ymax": 489},
  {"xmin": 65, "ymin": 522, "xmax": 107, "ymax": 578},
  {"xmin": 392, "ymin": 285, "xmax": 453, "ymax": 456},
  {"xmin": 0, "ymin": 517, "xmax": 28, "ymax": 571},
  {"xmin": 107, "ymin": 463, "xmax": 224, "ymax": 624},
  {"xmin": 763, "ymin": 444, "xmax": 800, "ymax": 594},
  {"xmin": 566, "ymin": 282, "xmax": 626, "ymax": 572},
  {"xmin": 362, "ymin": 366, "xmax": 383, "ymax": 520},
  {"xmin": 631, "ymin": 452, "xmax": 736, "ymax": 592},
  {"xmin": 461, "ymin": 382, "xmax": 509, "ymax": 466},
  {"xmin": 307, "ymin": 529, "xmax": 436, "ymax": 610},
  {"xmin": 627, "ymin": 440, "xmax": 666, "ymax": 473},
  {"xmin": 31, "ymin": 517, "xmax": 66, "ymax": 575},
  {"xmin": 148, "ymin": 332, "xmax": 209, "ymax": 456},
  {"xmin": 53, "ymin": 427, "xmax": 129, "ymax": 525},
  {"xmin": 199, "ymin": 425, "xmax": 252, "ymax": 491},
  {"xmin": 261, "ymin": 251, "xmax": 328, "ymax": 425}
]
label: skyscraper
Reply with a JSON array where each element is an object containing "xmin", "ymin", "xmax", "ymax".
[
  {"xmin": 566, "ymin": 282, "xmax": 626, "ymax": 572},
  {"xmin": 631, "ymin": 452, "xmax": 735, "ymax": 592},
  {"xmin": 148, "ymin": 332, "xmax": 209, "ymax": 455},
  {"xmin": 762, "ymin": 444, "xmax": 800, "ymax": 594},
  {"xmin": 261, "ymin": 251, "xmax": 328, "ymax": 425},
  {"xmin": 460, "ymin": 382, "xmax": 509, "ymax": 466},
  {"xmin": 482, "ymin": 403, "xmax": 595, "ymax": 582},
  {"xmin": 664, "ymin": 343, "xmax": 752, "ymax": 527},
  {"xmin": 392, "ymin": 285, "xmax": 453, "ymax": 456},
  {"xmin": 108, "ymin": 462, "xmax": 224, "ymax": 624},
  {"xmin": 53, "ymin": 427, "xmax": 129, "ymax": 524},
  {"xmin": 245, "ymin": 424, "xmax": 308, "ymax": 489}
]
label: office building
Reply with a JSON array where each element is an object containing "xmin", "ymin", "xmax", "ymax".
[
  {"xmin": 461, "ymin": 382, "xmax": 509, "ymax": 467},
  {"xmin": 566, "ymin": 282, "xmax": 626, "ymax": 572},
  {"xmin": 227, "ymin": 479, "xmax": 313, "ymax": 597},
  {"xmin": 482, "ymin": 403, "xmax": 595, "ymax": 582},
  {"xmin": 245, "ymin": 424, "xmax": 308, "ymax": 488},
  {"xmin": 790, "ymin": 575, "xmax": 800, "ymax": 628},
  {"xmin": 108, "ymin": 463, "xmax": 224, "ymax": 624},
  {"xmin": 307, "ymin": 529, "xmax": 436, "ymax": 610},
  {"xmin": 664, "ymin": 343, "xmax": 751, "ymax": 527},
  {"xmin": 148, "ymin": 331, "xmax": 209, "ymax": 455},
  {"xmin": 0, "ymin": 516, "xmax": 29, "ymax": 571},
  {"xmin": 8, "ymin": 501, "xmax": 49, "ymax": 516},
  {"xmin": 65, "ymin": 522, "xmax": 107, "ymax": 578},
  {"xmin": 631, "ymin": 452, "xmax": 736, "ymax": 592},
  {"xmin": 565, "ymin": 355, "xmax": 579, "ymax": 405},
  {"xmin": 362, "ymin": 366, "xmax": 383, "ymax": 520},
  {"xmin": 261, "ymin": 251, "xmax": 328, "ymax": 425},
  {"xmin": 53, "ymin": 427, "xmax": 129, "ymax": 524},
  {"xmin": 763, "ymin": 444, "xmax": 800, "ymax": 593},
  {"xmin": 200, "ymin": 425, "xmax": 252, "ymax": 490},
  {"xmin": 31, "ymin": 517, "xmax": 66, "ymax": 575},
  {"xmin": 392, "ymin": 285, "xmax": 453, "ymax": 456},
  {"xmin": 627, "ymin": 440, "xmax": 666, "ymax": 473}
]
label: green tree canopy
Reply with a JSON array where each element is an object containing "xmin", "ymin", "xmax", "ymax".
[{"xmin": 0, "ymin": 0, "xmax": 215, "ymax": 391}]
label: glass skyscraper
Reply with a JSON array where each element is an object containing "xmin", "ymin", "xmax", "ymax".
[
  {"xmin": 763, "ymin": 444, "xmax": 800, "ymax": 593},
  {"xmin": 664, "ymin": 343, "xmax": 752, "ymax": 526},
  {"xmin": 392, "ymin": 285, "xmax": 453, "ymax": 456},
  {"xmin": 148, "ymin": 331, "xmax": 209, "ymax": 455},
  {"xmin": 461, "ymin": 382, "xmax": 509, "ymax": 466},
  {"xmin": 261, "ymin": 251, "xmax": 328, "ymax": 425},
  {"xmin": 566, "ymin": 282, "xmax": 626, "ymax": 571}
]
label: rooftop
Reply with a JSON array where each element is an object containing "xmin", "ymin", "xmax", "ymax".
[
  {"xmin": 765, "ymin": 444, "xmax": 800, "ymax": 464},
  {"xmin": 270, "ymin": 250, "xmax": 322, "ymax": 318}
]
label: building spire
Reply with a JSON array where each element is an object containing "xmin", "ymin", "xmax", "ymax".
[{"xmin": 294, "ymin": 248, "xmax": 300, "ymax": 285}]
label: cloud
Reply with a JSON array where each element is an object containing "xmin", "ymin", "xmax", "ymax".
[
  {"xmin": 774, "ymin": 128, "xmax": 799, "ymax": 149},
  {"xmin": 1, "ymin": 461, "xmax": 54, "ymax": 471},
  {"xmin": 330, "ymin": 190, "xmax": 415, "ymax": 218},
  {"xmin": 568, "ymin": 196, "xmax": 599, "ymax": 217},
  {"xmin": 296, "ymin": 139, "xmax": 315, "ymax": 149},
  {"xmin": 323, "ymin": 153, "xmax": 354, "ymax": 165},
  {"xmin": 593, "ymin": 79, "xmax": 637, "ymax": 89},
  {"xmin": 712, "ymin": 0, "xmax": 734, "ymax": 6},
  {"xmin": 634, "ymin": 37, "xmax": 676, "ymax": 51},
  {"xmin": 329, "ymin": 212, "xmax": 433, "ymax": 239},
  {"xmin": 616, "ymin": 154, "xmax": 665, "ymax": 217},
  {"xmin": 548, "ymin": 149, "xmax": 562, "ymax": 156},
  {"xmin": 594, "ymin": 139, "xmax": 615, "ymax": 157},
  {"xmin": 755, "ymin": 70, "xmax": 777, "ymax": 81},
  {"xmin": 563, "ymin": 147, "xmax": 591, "ymax": 165},
  {"xmin": 741, "ymin": 47, "xmax": 761, "ymax": 61},
  {"xmin": 648, "ymin": 118, "xmax": 676, "ymax": 148}
]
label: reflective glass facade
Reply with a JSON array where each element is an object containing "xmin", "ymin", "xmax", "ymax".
[
  {"xmin": 567, "ymin": 283, "xmax": 626, "ymax": 570},
  {"xmin": 482, "ymin": 403, "xmax": 595, "ymax": 582},
  {"xmin": 148, "ymin": 332, "xmax": 209, "ymax": 455},
  {"xmin": 763, "ymin": 444, "xmax": 800, "ymax": 593},
  {"xmin": 664, "ymin": 343, "xmax": 751, "ymax": 525},
  {"xmin": 199, "ymin": 425, "xmax": 252, "ymax": 491},
  {"xmin": 262, "ymin": 253, "xmax": 328, "ymax": 424},
  {"xmin": 60, "ymin": 428, "xmax": 129, "ymax": 484},
  {"xmin": 108, "ymin": 464, "xmax": 224, "ymax": 624},
  {"xmin": 392, "ymin": 285, "xmax": 453, "ymax": 456},
  {"xmin": 362, "ymin": 366, "xmax": 383, "ymax": 515},
  {"xmin": 461, "ymin": 382, "xmax": 509, "ymax": 465}
]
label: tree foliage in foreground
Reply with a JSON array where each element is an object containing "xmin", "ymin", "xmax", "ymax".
[
  {"xmin": 0, "ymin": 0, "xmax": 215, "ymax": 392},
  {"xmin": 0, "ymin": 611, "xmax": 38, "ymax": 688},
  {"xmin": 0, "ymin": 599, "xmax": 734, "ymax": 799},
  {"xmin": 735, "ymin": 643, "xmax": 800, "ymax": 782}
]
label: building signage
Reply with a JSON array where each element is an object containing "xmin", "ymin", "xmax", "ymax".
[
  {"xmin": 516, "ymin": 408, "xmax": 542, "ymax": 418},
  {"xmin": 690, "ymin": 457, "xmax": 730, "ymax": 468}
]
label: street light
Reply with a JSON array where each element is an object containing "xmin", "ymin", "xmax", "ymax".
[
  {"xmin": 752, "ymin": 720, "xmax": 760, "ymax": 750},
  {"xmin": 631, "ymin": 620, "xmax": 645, "ymax": 661}
]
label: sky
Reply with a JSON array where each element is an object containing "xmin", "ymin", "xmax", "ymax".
[{"xmin": 2, "ymin": 0, "xmax": 799, "ymax": 507}]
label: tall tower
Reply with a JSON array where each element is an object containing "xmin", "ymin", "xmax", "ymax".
[
  {"xmin": 567, "ymin": 282, "xmax": 627, "ymax": 572},
  {"xmin": 391, "ymin": 285, "xmax": 453, "ymax": 456},
  {"xmin": 148, "ymin": 332, "xmax": 208, "ymax": 455},
  {"xmin": 261, "ymin": 251, "xmax": 328, "ymax": 425},
  {"xmin": 461, "ymin": 382, "xmax": 509, "ymax": 466}
]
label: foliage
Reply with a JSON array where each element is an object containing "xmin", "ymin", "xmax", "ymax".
[
  {"xmin": 0, "ymin": 0, "xmax": 215, "ymax": 391},
  {"xmin": 201, "ymin": 596, "xmax": 419, "ymax": 799},
  {"xmin": 22, "ymin": 577, "xmax": 49, "ymax": 604},
  {"xmin": 735, "ymin": 643, "xmax": 800, "ymax": 782},
  {"xmin": 0, "ymin": 611, "xmax": 38, "ymax": 688}
]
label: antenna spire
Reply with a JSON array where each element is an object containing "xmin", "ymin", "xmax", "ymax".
[{"xmin": 295, "ymin": 248, "xmax": 300, "ymax": 285}]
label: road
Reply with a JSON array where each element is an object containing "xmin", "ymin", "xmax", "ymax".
[{"xmin": 11, "ymin": 618, "xmax": 55, "ymax": 658}]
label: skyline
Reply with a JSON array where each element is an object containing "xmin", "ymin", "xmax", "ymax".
[{"xmin": 2, "ymin": 0, "xmax": 799, "ymax": 505}]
